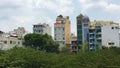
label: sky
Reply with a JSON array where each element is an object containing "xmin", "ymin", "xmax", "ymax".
[{"xmin": 0, "ymin": 0, "xmax": 120, "ymax": 36}]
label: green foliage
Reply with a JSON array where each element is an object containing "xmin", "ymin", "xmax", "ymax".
[
  {"xmin": 0, "ymin": 47, "xmax": 120, "ymax": 68},
  {"xmin": 61, "ymin": 45, "xmax": 71, "ymax": 54},
  {"xmin": 24, "ymin": 33, "xmax": 59, "ymax": 53}
]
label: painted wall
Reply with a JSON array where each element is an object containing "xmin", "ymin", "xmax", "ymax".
[{"xmin": 102, "ymin": 26, "xmax": 119, "ymax": 47}]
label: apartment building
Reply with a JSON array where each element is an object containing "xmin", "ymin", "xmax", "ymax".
[
  {"xmin": 71, "ymin": 34, "xmax": 78, "ymax": 53},
  {"xmin": 0, "ymin": 33, "xmax": 22, "ymax": 50},
  {"xmin": 54, "ymin": 15, "xmax": 71, "ymax": 48},
  {"xmin": 89, "ymin": 21, "xmax": 119, "ymax": 50},
  {"xmin": 76, "ymin": 14, "xmax": 90, "ymax": 45},
  {"xmin": 33, "ymin": 23, "xmax": 51, "ymax": 35},
  {"xmin": 9, "ymin": 27, "xmax": 26, "ymax": 38}
]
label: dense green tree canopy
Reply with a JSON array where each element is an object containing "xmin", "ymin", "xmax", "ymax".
[
  {"xmin": 0, "ymin": 47, "xmax": 120, "ymax": 68},
  {"xmin": 24, "ymin": 33, "xmax": 59, "ymax": 52}
]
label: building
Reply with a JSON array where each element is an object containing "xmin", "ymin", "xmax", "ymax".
[
  {"xmin": 76, "ymin": 14, "xmax": 90, "ymax": 50},
  {"xmin": 33, "ymin": 23, "xmax": 51, "ymax": 35},
  {"xmin": 0, "ymin": 31, "xmax": 4, "ymax": 49},
  {"xmin": 89, "ymin": 20, "xmax": 119, "ymax": 50},
  {"xmin": 0, "ymin": 33, "xmax": 22, "ymax": 50},
  {"xmin": 71, "ymin": 34, "xmax": 78, "ymax": 53},
  {"xmin": 54, "ymin": 15, "xmax": 71, "ymax": 48},
  {"xmin": 9, "ymin": 27, "xmax": 26, "ymax": 38},
  {"xmin": 13, "ymin": 27, "xmax": 26, "ymax": 37}
]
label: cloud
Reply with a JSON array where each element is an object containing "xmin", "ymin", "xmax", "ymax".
[
  {"xmin": 34, "ymin": 0, "xmax": 74, "ymax": 15},
  {"xmin": 0, "ymin": 0, "xmax": 120, "ymax": 35},
  {"xmin": 78, "ymin": 0, "xmax": 120, "ymax": 13}
]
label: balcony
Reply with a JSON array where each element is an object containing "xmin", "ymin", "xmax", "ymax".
[
  {"xmin": 89, "ymin": 42, "xmax": 96, "ymax": 44},
  {"xmin": 89, "ymin": 37, "xmax": 94, "ymax": 40},
  {"xmin": 89, "ymin": 42, "xmax": 93, "ymax": 44},
  {"xmin": 89, "ymin": 33, "xmax": 94, "ymax": 34},
  {"xmin": 96, "ymin": 41, "xmax": 101, "ymax": 44},
  {"xmin": 96, "ymin": 37, "xmax": 101, "ymax": 40},
  {"xmin": 96, "ymin": 32, "xmax": 101, "ymax": 34}
]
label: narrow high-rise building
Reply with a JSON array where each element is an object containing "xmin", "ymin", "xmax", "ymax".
[
  {"xmin": 54, "ymin": 15, "xmax": 71, "ymax": 48},
  {"xmin": 33, "ymin": 23, "xmax": 51, "ymax": 35},
  {"xmin": 76, "ymin": 14, "xmax": 90, "ymax": 46}
]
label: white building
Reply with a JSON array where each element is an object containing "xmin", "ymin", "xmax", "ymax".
[
  {"xmin": 9, "ymin": 27, "xmax": 26, "ymax": 38},
  {"xmin": 14, "ymin": 27, "xmax": 26, "ymax": 37},
  {"xmin": 102, "ymin": 26, "xmax": 119, "ymax": 47},
  {"xmin": 89, "ymin": 21, "xmax": 119, "ymax": 50},
  {"xmin": 0, "ymin": 33, "xmax": 22, "ymax": 50},
  {"xmin": 33, "ymin": 23, "xmax": 51, "ymax": 35},
  {"xmin": 54, "ymin": 21, "xmax": 65, "ymax": 47}
]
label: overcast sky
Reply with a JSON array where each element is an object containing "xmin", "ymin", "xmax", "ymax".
[{"xmin": 0, "ymin": 0, "xmax": 120, "ymax": 36}]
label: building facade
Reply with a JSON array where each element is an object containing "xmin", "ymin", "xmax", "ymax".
[
  {"xmin": 89, "ymin": 21, "xmax": 119, "ymax": 50},
  {"xmin": 0, "ymin": 33, "xmax": 22, "ymax": 50},
  {"xmin": 33, "ymin": 23, "xmax": 51, "ymax": 35},
  {"xmin": 71, "ymin": 34, "xmax": 78, "ymax": 53},
  {"xmin": 9, "ymin": 27, "xmax": 26, "ymax": 38},
  {"xmin": 76, "ymin": 14, "xmax": 90, "ymax": 50},
  {"xmin": 54, "ymin": 15, "xmax": 71, "ymax": 48}
]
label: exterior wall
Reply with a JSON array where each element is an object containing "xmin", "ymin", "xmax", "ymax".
[
  {"xmin": 95, "ymin": 26, "xmax": 102, "ymax": 49},
  {"xmin": 54, "ymin": 21, "xmax": 65, "ymax": 48},
  {"xmin": 54, "ymin": 15, "xmax": 71, "ymax": 49},
  {"xmin": 33, "ymin": 23, "xmax": 51, "ymax": 36},
  {"xmin": 43, "ymin": 26, "xmax": 51, "ymax": 35},
  {"xmin": 0, "ymin": 34, "xmax": 22, "ymax": 50},
  {"xmin": 9, "ymin": 27, "xmax": 26, "ymax": 38},
  {"xmin": 65, "ymin": 18, "xmax": 71, "ymax": 45},
  {"xmin": 14, "ymin": 27, "xmax": 25, "ymax": 37},
  {"xmin": 77, "ymin": 14, "xmax": 90, "ymax": 46},
  {"xmin": 77, "ymin": 18, "xmax": 82, "ymax": 45},
  {"xmin": 101, "ymin": 26, "xmax": 119, "ymax": 47},
  {"xmin": 0, "ymin": 43, "xmax": 3, "ymax": 49},
  {"xmin": 89, "ymin": 21, "xmax": 120, "ymax": 50},
  {"xmin": 71, "ymin": 36, "xmax": 78, "ymax": 52},
  {"xmin": 89, "ymin": 29, "xmax": 96, "ymax": 50},
  {"xmin": 82, "ymin": 23, "xmax": 89, "ymax": 42}
]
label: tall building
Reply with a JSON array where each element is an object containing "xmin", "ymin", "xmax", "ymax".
[
  {"xmin": 54, "ymin": 15, "xmax": 71, "ymax": 48},
  {"xmin": 89, "ymin": 20, "xmax": 119, "ymax": 50},
  {"xmin": 33, "ymin": 23, "xmax": 51, "ymax": 35},
  {"xmin": 76, "ymin": 14, "xmax": 90, "ymax": 46}
]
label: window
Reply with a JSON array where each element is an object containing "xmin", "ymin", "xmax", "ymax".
[
  {"xmin": 39, "ymin": 30, "xmax": 41, "ymax": 32},
  {"xmin": 84, "ymin": 24, "xmax": 88, "ymax": 27},
  {"xmin": 63, "ymin": 28, "xmax": 64, "ymax": 31},
  {"xmin": 115, "ymin": 27, "xmax": 119, "ymax": 29},
  {"xmin": 4, "ymin": 41, "xmax": 7, "ymax": 44},
  {"xmin": 18, "ymin": 42, "xmax": 20, "ymax": 44},
  {"xmin": 112, "ymin": 27, "xmax": 114, "ymax": 29},
  {"xmin": 63, "ymin": 37, "xmax": 65, "ymax": 40},
  {"xmin": 41, "ymin": 30, "xmax": 43, "ymax": 32},
  {"xmin": 54, "ymin": 38, "xmax": 56, "ymax": 40},
  {"xmin": 13, "ymin": 41, "xmax": 16, "ymax": 44},
  {"xmin": 63, "ymin": 42, "xmax": 65, "ymax": 44},
  {"xmin": 108, "ymin": 42, "xmax": 114, "ymax": 45},
  {"xmin": 55, "ymin": 34, "xmax": 56, "ymax": 36},
  {"xmin": 54, "ymin": 28, "xmax": 56, "ymax": 31},
  {"xmin": 10, "ymin": 41, "xmax": 12, "ymax": 44}
]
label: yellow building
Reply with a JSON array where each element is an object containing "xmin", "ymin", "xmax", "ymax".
[{"xmin": 54, "ymin": 15, "xmax": 71, "ymax": 48}]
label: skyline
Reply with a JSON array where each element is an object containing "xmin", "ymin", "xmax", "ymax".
[{"xmin": 0, "ymin": 0, "xmax": 120, "ymax": 36}]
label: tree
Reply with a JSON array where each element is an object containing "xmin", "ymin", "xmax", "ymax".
[
  {"xmin": 61, "ymin": 45, "xmax": 71, "ymax": 54},
  {"xmin": 24, "ymin": 33, "xmax": 59, "ymax": 53}
]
